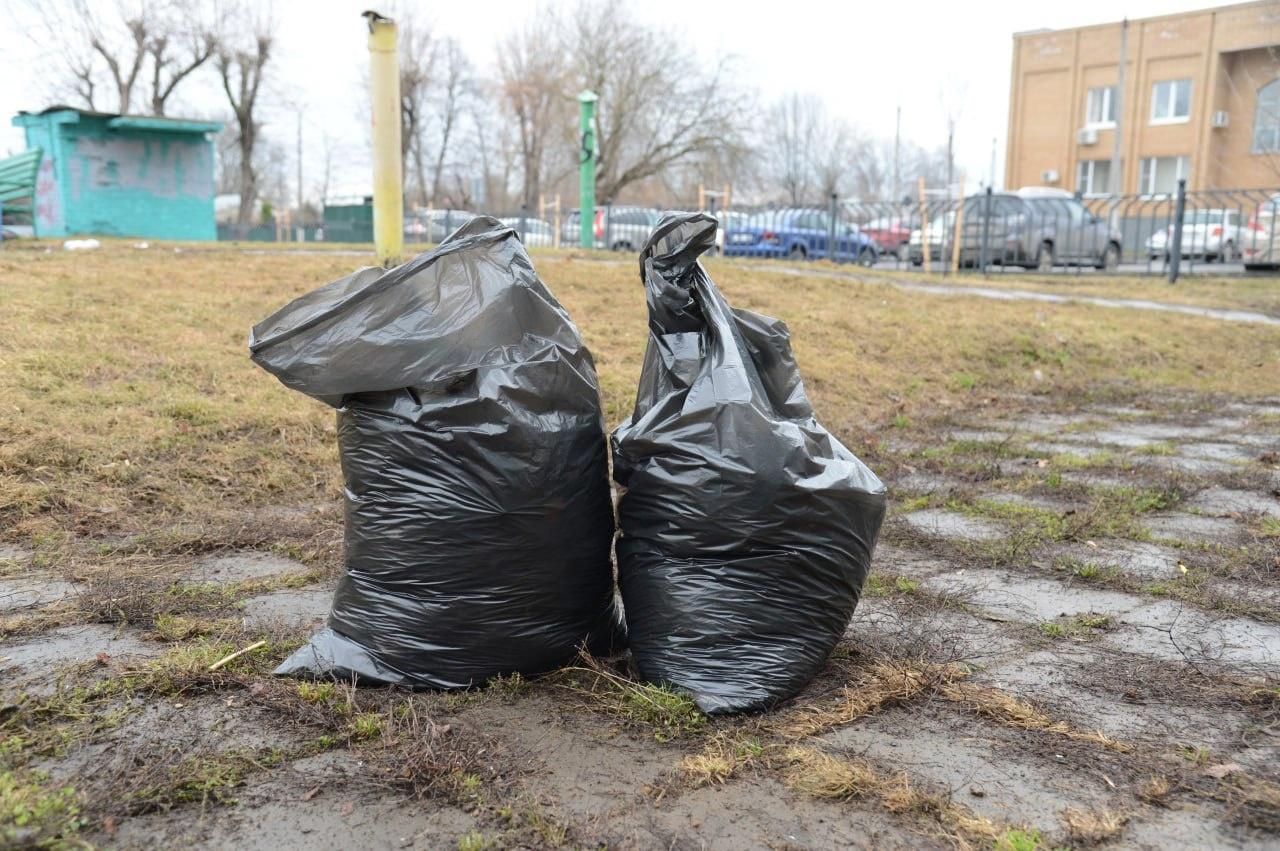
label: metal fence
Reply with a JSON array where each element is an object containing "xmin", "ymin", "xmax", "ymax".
[
  {"xmin": 237, "ymin": 185, "xmax": 1280, "ymax": 280},
  {"xmin": 838, "ymin": 183, "xmax": 1280, "ymax": 279}
]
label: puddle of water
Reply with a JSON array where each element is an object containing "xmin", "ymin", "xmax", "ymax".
[{"xmin": 899, "ymin": 509, "xmax": 1004, "ymax": 542}]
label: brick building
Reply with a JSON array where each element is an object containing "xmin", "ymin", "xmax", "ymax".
[
  {"xmin": 1005, "ymin": 1, "xmax": 1280, "ymax": 195},
  {"xmin": 12, "ymin": 107, "xmax": 221, "ymax": 240}
]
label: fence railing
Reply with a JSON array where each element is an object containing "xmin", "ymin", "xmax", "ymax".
[
  {"xmin": 229, "ymin": 186, "xmax": 1280, "ymax": 278},
  {"xmin": 837, "ymin": 184, "xmax": 1280, "ymax": 278}
]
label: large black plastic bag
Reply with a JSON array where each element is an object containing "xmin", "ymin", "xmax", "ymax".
[
  {"xmin": 249, "ymin": 215, "xmax": 621, "ymax": 688},
  {"xmin": 612, "ymin": 212, "xmax": 887, "ymax": 714}
]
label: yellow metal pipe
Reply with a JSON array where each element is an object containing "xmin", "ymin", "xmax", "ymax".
[{"xmin": 365, "ymin": 11, "xmax": 403, "ymax": 267}]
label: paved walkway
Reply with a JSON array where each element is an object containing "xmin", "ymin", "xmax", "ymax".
[{"xmin": 762, "ymin": 263, "xmax": 1280, "ymax": 326}]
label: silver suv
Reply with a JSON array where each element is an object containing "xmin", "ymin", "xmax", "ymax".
[
  {"xmin": 911, "ymin": 191, "xmax": 1123, "ymax": 270},
  {"xmin": 559, "ymin": 206, "xmax": 661, "ymax": 251}
]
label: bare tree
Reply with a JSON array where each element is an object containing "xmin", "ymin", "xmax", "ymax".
[
  {"xmin": 560, "ymin": 1, "xmax": 751, "ymax": 202},
  {"xmin": 215, "ymin": 13, "xmax": 273, "ymax": 234},
  {"xmin": 146, "ymin": 8, "xmax": 219, "ymax": 116},
  {"xmin": 429, "ymin": 39, "xmax": 472, "ymax": 203},
  {"xmin": 396, "ymin": 14, "xmax": 437, "ymax": 207},
  {"xmin": 24, "ymin": 0, "xmax": 216, "ymax": 116},
  {"xmin": 496, "ymin": 21, "xmax": 571, "ymax": 208},
  {"xmin": 763, "ymin": 94, "xmax": 820, "ymax": 204}
]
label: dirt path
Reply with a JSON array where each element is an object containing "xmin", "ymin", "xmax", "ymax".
[{"xmin": 762, "ymin": 263, "xmax": 1280, "ymax": 326}]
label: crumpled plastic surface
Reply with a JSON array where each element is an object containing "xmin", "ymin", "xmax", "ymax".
[
  {"xmin": 611, "ymin": 212, "xmax": 887, "ymax": 714},
  {"xmin": 249, "ymin": 215, "xmax": 621, "ymax": 688}
]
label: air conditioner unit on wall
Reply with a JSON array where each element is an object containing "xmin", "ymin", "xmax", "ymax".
[
  {"xmin": 1211, "ymin": 110, "xmax": 1229, "ymax": 128},
  {"xmin": 1041, "ymin": 169, "xmax": 1060, "ymax": 184},
  {"xmin": 1077, "ymin": 127, "xmax": 1099, "ymax": 145}
]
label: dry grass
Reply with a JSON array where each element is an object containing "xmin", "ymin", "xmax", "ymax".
[
  {"xmin": 938, "ymin": 682, "xmax": 1132, "ymax": 753},
  {"xmin": 772, "ymin": 660, "xmax": 960, "ymax": 739},
  {"xmin": 1137, "ymin": 774, "xmax": 1174, "ymax": 805},
  {"xmin": 1059, "ymin": 806, "xmax": 1127, "ymax": 845},
  {"xmin": 781, "ymin": 746, "xmax": 1005, "ymax": 849},
  {"xmin": 2, "ymin": 244, "xmax": 1278, "ymax": 563},
  {"xmin": 677, "ymin": 733, "xmax": 765, "ymax": 788}
]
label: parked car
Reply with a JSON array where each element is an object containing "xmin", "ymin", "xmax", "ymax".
[
  {"xmin": 909, "ymin": 190, "xmax": 1122, "ymax": 270},
  {"xmin": 1145, "ymin": 209, "xmax": 1243, "ymax": 261},
  {"xmin": 713, "ymin": 210, "xmax": 748, "ymax": 256},
  {"xmin": 722, "ymin": 208, "xmax": 879, "ymax": 265},
  {"xmin": 861, "ymin": 214, "xmax": 919, "ymax": 260},
  {"xmin": 499, "ymin": 216, "xmax": 554, "ymax": 247},
  {"xmin": 559, "ymin": 206, "xmax": 661, "ymax": 250},
  {"xmin": 1242, "ymin": 193, "xmax": 1280, "ymax": 272},
  {"xmin": 406, "ymin": 209, "xmax": 478, "ymax": 242}
]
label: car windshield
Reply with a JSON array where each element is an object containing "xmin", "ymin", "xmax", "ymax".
[{"xmin": 1184, "ymin": 210, "xmax": 1224, "ymax": 225}]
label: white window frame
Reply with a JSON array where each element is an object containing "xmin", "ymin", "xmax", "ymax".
[
  {"xmin": 1084, "ymin": 86, "xmax": 1117, "ymax": 128},
  {"xmin": 1254, "ymin": 78, "xmax": 1280, "ymax": 153},
  {"xmin": 1138, "ymin": 155, "xmax": 1189, "ymax": 195},
  {"xmin": 1150, "ymin": 79, "xmax": 1192, "ymax": 125},
  {"xmin": 1075, "ymin": 159, "xmax": 1113, "ymax": 196}
]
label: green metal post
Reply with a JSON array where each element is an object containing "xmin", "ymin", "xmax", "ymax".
[{"xmin": 578, "ymin": 90, "xmax": 598, "ymax": 249}]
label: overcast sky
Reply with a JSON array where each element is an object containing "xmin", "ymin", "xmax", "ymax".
[{"xmin": 1, "ymin": 0, "xmax": 1236, "ymax": 201}]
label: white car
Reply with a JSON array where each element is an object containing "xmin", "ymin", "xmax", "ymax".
[
  {"xmin": 1242, "ymin": 193, "xmax": 1280, "ymax": 271},
  {"xmin": 1146, "ymin": 209, "xmax": 1242, "ymax": 262},
  {"xmin": 499, "ymin": 217, "xmax": 554, "ymax": 247}
]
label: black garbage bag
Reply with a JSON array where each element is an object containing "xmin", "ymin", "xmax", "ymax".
[
  {"xmin": 249, "ymin": 216, "xmax": 621, "ymax": 688},
  {"xmin": 611, "ymin": 212, "xmax": 887, "ymax": 714}
]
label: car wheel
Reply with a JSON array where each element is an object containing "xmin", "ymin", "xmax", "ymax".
[
  {"xmin": 1035, "ymin": 242, "xmax": 1054, "ymax": 272},
  {"xmin": 856, "ymin": 247, "xmax": 875, "ymax": 267},
  {"xmin": 788, "ymin": 245, "xmax": 807, "ymax": 261},
  {"xmin": 1096, "ymin": 242, "xmax": 1120, "ymax": 271}
]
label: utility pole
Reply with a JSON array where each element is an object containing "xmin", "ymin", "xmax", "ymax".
[
  {"xmin": 577, "ymin": 90, "xmax": 598, "ymax": 249},
  {"xmin": 1109, "ymin": 18, "xmax": 1128, "ymax": 194},
  {"xmin": 892, "ymin": 104, "xmax": 901, "ymax": 202},
  {"xmin": 365, "ymin": 10, "xmax": 403, "ymax": 267}
]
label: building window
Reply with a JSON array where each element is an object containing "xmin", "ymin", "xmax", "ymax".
[
  {"xmin": 1151, "ymin": 79, "xmax": 1191, "ymax": 124},
  {"xmin": 1138, "ymin": 156, "xmax": 1189, "ymax": 195},
  {"xmin": 1076, "ymin": 159, "xmax": 1113, "ymax": 195},
  {"xmin": 1254, "ymin": 78, "xmax": 1280, "ymax": 153},
  {"xmin": 1085, "ymin": 86, "xmax": 1116, "ymax": 127}
]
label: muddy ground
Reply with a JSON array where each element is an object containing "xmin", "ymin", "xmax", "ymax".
[{"xmin": 3, "ymin": 393, "xmax": 1279, "ymax": 850}]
